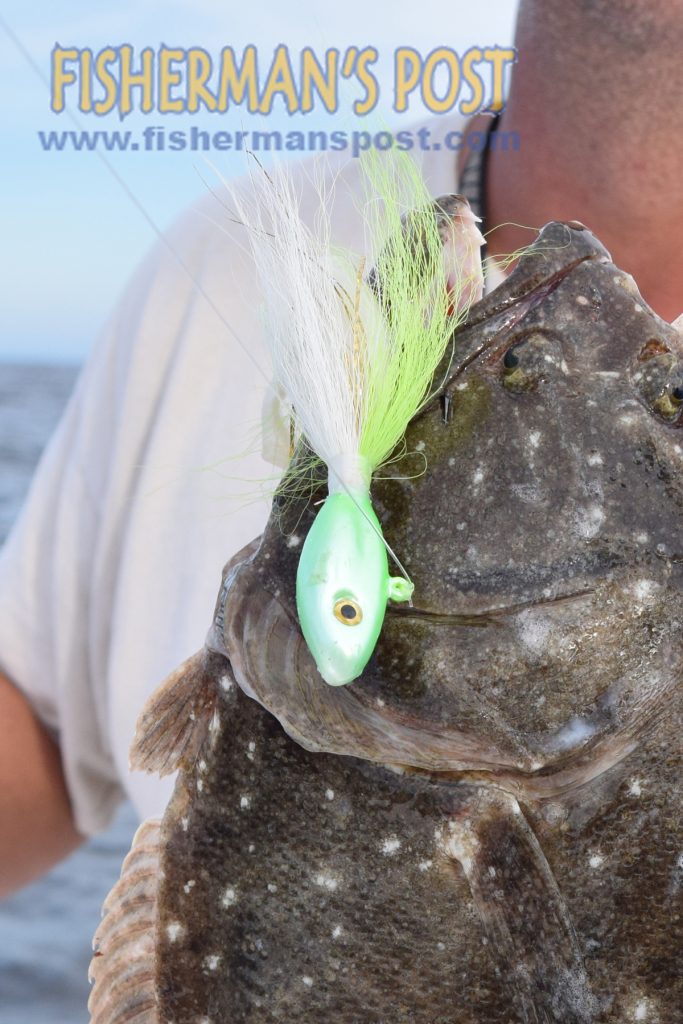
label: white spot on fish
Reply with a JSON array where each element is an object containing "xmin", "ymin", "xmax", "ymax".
[
  {"xmin": 181, "ymin": 817, "xmax": 189, "ymax": 831},
  {"xmin": 528, "ymin": 431, "xmax": 541, "ymax": 449},
  {"xmin": 632, "ymin": 579, "xmax": 659, "ymax": 605},
  {"xmin": 511, "ymin": 483, "xmax": 543, "ymax": 505},
  {"xmin": 418, "ymin": 860, "xmax": 433, "ymax": 872},
  {"xmin": 247, "ymin": 740, "xmax": 256, "ymax": 761},
  {"xmin": 670, "ymin": 852, "xmax": 683, "ymax": 896},
  {"xmin": 219, "ymin": 674, "xmax": 233, "ymax": 692},
  {"xmin": 240, "ymin": 795, "xmax": 251, "ymax": 809},
  {"xmin": 381, "ymin": 836, "xmax": 401, "ymax": 855},
  {"xmin": 488, "ymin": 865, "xmax": 497, "ymax": 878},
  {"xmin": 222, "ymin": 887, "xmax": 237, "ymax": 907},
  {"xmin": 517, "ymin": 611, "xmax": 551, "ymax": 655},
  {"xmin": 634, "ymin": 998, "xmax": 652, "ymax": 1020},
  {"xmin": 376, "ymin": 697, "xmax": 385, "ymax": 707},
  {"xmin": 576, "ymin": 295, "xmax": 589, "ymax": 306},
  {"xmin": 314, "ymin": 873, "xmax": 338, "ymax": 891},
  {"xmin": 589, "ymin": 853, "xmax": 604, "ymax": 869},
  {"xmin": 248, "ymin": 844, "xmax": 255, "ymax": 854},
  {"xmin": 574, "ymin": 504, "xmax": 604, "ymax": 539},
  {"xmin": 415, "ymin": 440, "xmax": 425, "ymax": 452},
  {"xmin": 550, "ymin": 715, "xmax": 597, "ymax": 752},
  {"xmin": 325, "ymin": 788, "xmax": 335, "ymax": 801},
  {"xmin": 287, "ymin": 534, "xmax": 302, "ymax": 549},
  {"xmin": 183, "ymin": 879, "xmax": 196, "ymax": 894},
  {"xmin": 472, "ymin": 467, "xmax": 484, "ymax": 486},
  {"xmin": 332, "ymin": 925, "xmax": 343, "ymax": 939},
  {"xmin": 302, "ymin": 975, "xmax": 314, "ymax": 988},
  {"xmin": 267, "ymin": 883, "xmax": 278, "ymax": 893},
  {"xmin": 636, "ymin": 532, "xmax": 649, "ymax": 544},
  {"xmin": 198, "ymin": 759, "xmax": 207, "ymax": 773},
  {"xmin": 166, "ymin": 922, "xmax": 184, "ymax": 942},
  {"xmin": 628, "ymin": 778, "xmax": 643, "ymax": 797},
  {"xmin": 204, "ymin": 954, "xmax": 222, "ymax": 971},
  {"xmin": 448, "ymin": 456, "xmax": 456, "ymax": 466},
  {"xmin": 196, "ymin": 779, "xmax": 204, "ymax": 792},
  {"xmin": 587, "ymin": 452, "xmax": 603, "ymax": 466}
]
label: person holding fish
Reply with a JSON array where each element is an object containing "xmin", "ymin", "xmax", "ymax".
[{"xmin": 0, "ymin": 3, "xmax": 682, "ymax": 1020}]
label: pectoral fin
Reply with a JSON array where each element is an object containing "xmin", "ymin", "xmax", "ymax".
[
  {"xmin": 441, "ymin": 788, "xmax": 598, "ymax": 1024},
  {"xmin": 129, "ymin": 649, "xmax": 230, "ymax": 776}
]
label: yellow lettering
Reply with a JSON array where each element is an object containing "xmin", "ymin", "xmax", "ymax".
[
  {"xmin": 460, "ymin": 47, "xmax": 484, "ymax": 115},
  {"xmin": 301, "ymin": 48, "xmax": 338, "ymax": 114},
  {"xmin": 484, "ymin": 47, "xmax": 516, "ymax": 111},
  {"xmin": 119, "ymin": 45, "xmax": 153, "ymax": 116},
  {"xmin": 422, "ymin": 48, "xmax": 460, "ymax": 114},
  {"xmin": 51, "ymin": 46, "xmax": 78, "ymax": 113},
  {"xmin": 79, "ymin": 48, "xmax": 92, "ymax": 112},
  {"xmin": 187, "ymin": 48, "xmax": 217, "ymax": 112},
  {"xmin": 217, "ymin": 46, "xmax": 258, "ymax": 111},
  {"xmin": 394, "ymin": 47, "xmax": 421, "ymax": 113},
  {"xmin": 354, "ymin": 47, "xmax": 378, "ymax": 115},
  {"xmin": 159, "ymin": 47, "xmax": 185, "ymax": 113},
  {"xmin": 260, "ymin": 45, "xmax": 298, "ymax": 114},
  {"xmin": 93, "ymin": 48, "xmax": 118, "ymax": 115}
]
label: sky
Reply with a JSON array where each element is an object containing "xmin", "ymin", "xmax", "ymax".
[{"xmin": 0, "ymin": 1, "xmax": 519, "ymax": 364}]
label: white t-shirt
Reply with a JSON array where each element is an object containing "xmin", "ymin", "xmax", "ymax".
[{"xmin": 0, "ymin": 112, "xmax": 505, "ymax": 835}]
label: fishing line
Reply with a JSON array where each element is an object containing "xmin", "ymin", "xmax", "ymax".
[
  {"xmin": 0, "ymin": 13, "xmax": 419, "ymax": 583},
  {"xmin": 0, "ymin": 13, "xmax": 268, "ymax": 384}
]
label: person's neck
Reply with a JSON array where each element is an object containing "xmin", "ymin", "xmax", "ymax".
[{"xmin": 485, "ymin": 37, "xmax": 683, "ymax": 322}]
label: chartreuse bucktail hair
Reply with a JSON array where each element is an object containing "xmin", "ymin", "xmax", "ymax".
[{"xmin": 235, "ymin": 150, "xmax": 483, "ymax": 685}]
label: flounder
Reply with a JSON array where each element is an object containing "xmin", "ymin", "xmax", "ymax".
[{"xmin": 89, "ymin": 216, "xmax": 682, "ymax": 1024}]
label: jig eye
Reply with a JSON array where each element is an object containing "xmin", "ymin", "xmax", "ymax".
[{"xmin": 333, "ymin": 598, "xmax": 363, "ymax": 626}]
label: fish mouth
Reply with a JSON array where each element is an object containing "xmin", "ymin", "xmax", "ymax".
[
  {"xmin": 386, "ymin": 584, "xmax": 595, "ymax": 627},
  {"xmin": 385, "ymin": 544, "xmax": 643, "ymax": 622},
  {"xmin": 384, "ymin": 547, "xmax": 631, "ymax": 625}
]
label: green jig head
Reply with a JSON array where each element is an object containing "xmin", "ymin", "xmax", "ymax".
[{"xmin": 296, "ymin": 489, "xmax": 413, "ymax": 686}]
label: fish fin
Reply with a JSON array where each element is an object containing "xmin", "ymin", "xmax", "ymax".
[
  {"xmin": 367, "ymin": 193, "xmax": 484, "ymax": 319},
  {"xmin": 130, "ymin": 649, "xmax": 228, "ymax": 777},
  {"xmin": 88, "ymin": 818, "xmax": 161, "ymax": 1024},
  {"xmin": 442, "ymin": 789, "xmax": 599, "ymax": 1024}
]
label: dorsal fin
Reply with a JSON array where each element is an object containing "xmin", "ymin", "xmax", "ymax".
[
  {"xmin": 88, "ymin": 819, "xmax": 161, "ymax": 1024},
  {"xmin": 129, "ymin": 649, "xmax": 230, "ymax": 776}
]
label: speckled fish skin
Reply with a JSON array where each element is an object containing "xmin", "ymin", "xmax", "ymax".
[{"xmin": 92, "ymin": 221, "xmax": 682, "ymax": 1024}]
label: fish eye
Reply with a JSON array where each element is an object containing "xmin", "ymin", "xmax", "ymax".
[
  {"xmin": 634, "ymin": 349, "xmax": 683, "ymax": 423},
  {"xmin": 333, "ymin": 598, "xmax": 363, "ymax": 626},
  {"xmin": 500, "ymin": 331, "xmax": 561, "ymax": 393}
]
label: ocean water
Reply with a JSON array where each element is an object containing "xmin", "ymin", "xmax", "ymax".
[{"xmin": 0, "ymin": 363, "xmax": 139, "ymax": 1024}]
